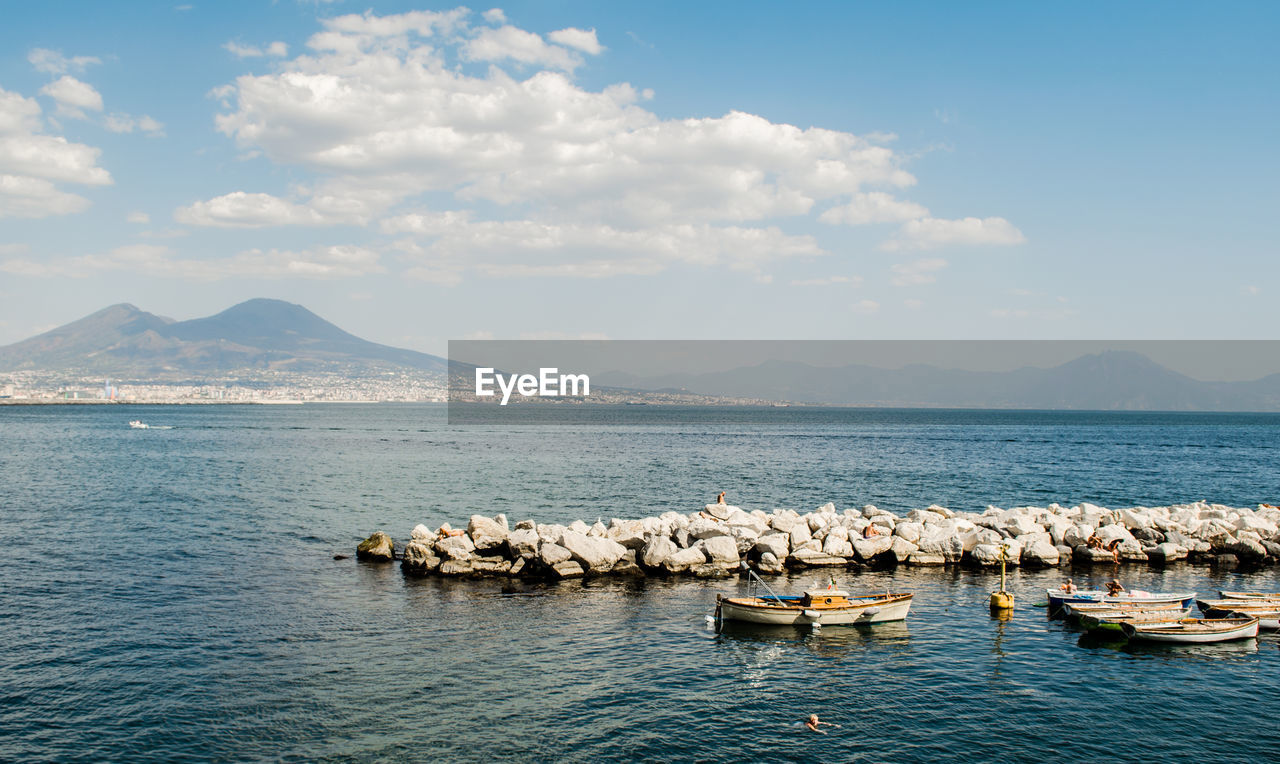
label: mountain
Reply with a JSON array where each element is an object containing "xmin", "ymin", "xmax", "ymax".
[
  {"xmin": 595, "ymin": 351, "xmax": 1280, "ymax": 411},
  {"xmin": 0, "ymin": 298, "xmax": 446, "ymax": 376}
]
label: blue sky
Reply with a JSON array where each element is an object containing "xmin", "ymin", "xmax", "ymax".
[{"xmin": 1, "ymin": 1, "xmax": 1277, "ymax": 353}]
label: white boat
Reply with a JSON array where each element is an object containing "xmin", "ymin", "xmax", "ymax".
[
  {"xmin": 1219, "ymin": 590, "xmax": 1280, "ymax": 600},
  {"xmin": 1199, "ymin": 603, "xmax": 1280, "ymax": 630},
  {"xmin": 1121, "ymin": 617, "xmax": 1259, "ymax": 644},
  {"xmin": 128, "ymin": 420, "xmax": 149, "ymax": 429},
  {"xmin": 1197, "ymin": 597, "xmax": 1280, "ymax": 612},
  {"xmin": 1079, "ymin": 609, "xmax": 1193, "ymax": 633},
  {"xmin": 1061, "ymin": 601, "xmax": 1190, "ymax": 620},
  {"xmin": 716, "ymin": 587, "xmax": 912, "ymax": 627},
  {"xmin": 1047, "ymin": 589, "xmax": 1196, "ymax": 612}
]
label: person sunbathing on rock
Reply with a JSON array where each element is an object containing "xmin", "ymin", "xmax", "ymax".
[{"xmin": 863, "ymin": 523, "xmax": 882, "ymax": 538}]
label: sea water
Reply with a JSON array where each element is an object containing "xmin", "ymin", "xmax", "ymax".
[{"xmin": 1, "ymin": 404, "xmax": 1278, "ymax": 762}]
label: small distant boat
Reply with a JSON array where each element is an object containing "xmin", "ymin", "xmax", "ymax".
[
  {"xmin": 128, "ymin": 420, "xmax": 149, "ymax": 429},
  {"xmin": 716, "ymin": 577, "xmax": 912, "ymax": 628},
  {"xmin": 1047, "ymin": 589, "xmax": 1196, "ymax": 612},
  {"xmin": 1121, "ymin": 617, "xmax": 1259, "ymax": 644},
  {"xmin": 1219, "ymin": 590, "xmax": 1280, "ymax": 600}
]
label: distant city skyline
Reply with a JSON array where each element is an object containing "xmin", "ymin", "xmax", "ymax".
[{"xmin": 1, "ymin": 2, "xmax": 1277, "ymax": 352}]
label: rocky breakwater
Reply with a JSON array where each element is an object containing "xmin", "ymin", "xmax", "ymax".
[{"xmin": 359, "ymin": 500, "xmax": 1280, "ymax": 580}]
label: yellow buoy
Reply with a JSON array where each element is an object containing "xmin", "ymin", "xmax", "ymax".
[{"xmin": 989, "ymin": 543, "xmax": 1014, "ymax": 613}]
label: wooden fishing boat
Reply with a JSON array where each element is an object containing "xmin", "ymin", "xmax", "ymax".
[
  {"xmin": 1196, "ymin": 597, "xmax": 1280, "ymax": 613},
  {"xmin": 1047, "ymin": 589, "xmax": 1196, "ymax": 613},
  {"xmin": 1120, "ymin": 617, "xmax": 1259, "ymax": 644},
  {"xmin": 1061, "ymin": 601, "xmax": 1189, "ymax": 621},
  {"xmin": 1218, "ymin": 590, "xmax": 1280, "ymax": 600},
  {"xmin": 716, "ymin": 587, "xmax": 912, "ymax": 627},
  {"xmin": 1200, "ymin": 604, "xmax": 1280, "ymax": 630},
  {"xmin": 1078, "ymin": 609, "xmax": 1192, "ymax": 633}
]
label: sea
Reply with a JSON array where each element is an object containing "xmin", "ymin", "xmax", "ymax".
[{"xmin": 1, "ymin": 404, "xmax": 1279, "ymax": 762}]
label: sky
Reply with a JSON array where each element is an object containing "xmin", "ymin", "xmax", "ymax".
[{"xmin": 1, "ymin": 1, "xmax": 1277, "ymax": 356}]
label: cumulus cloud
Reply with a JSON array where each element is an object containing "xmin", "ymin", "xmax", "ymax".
[
  {"xmin": 482, "ymin": 8, "xmax": 506, "ymax": 24},
  {"xmin": 28, "ymin": 48, "xmax": 101, "ymax": 75},
  {"xmin": 1, "ymin": 243, "xmax": 383, "ymax": 280},
  {"xmin": 40, "ymin": 75, "xmax": 104, "ymax": 119},
  {"xmin": 105, "ymin": 113, "xmax": 165, "ymax": 136},
  {"xmin": 889, "ymin": 257, "xmax": 947, "ymax": 286},
  {"xmin": 127, "ymin": 211, "xmax": 150, "ymax": 224},
  {"xmin": 224, "ymin": 41, "xmax": 289, "ymax": 58},
  {"xmin": 883, "ymin": 216, "xmax": 1025, "ymax": 251},
  {"xmin": 548, "ymin": 27, "xmax": 603, "ymax": 55},
  {"xmin": 0, "ymin": 86, "xmax": 111, "ymax": 219},
  {"xmin": 181, "ymin": 9, "xmax": 1015, "ymax": 280},
  {"xmin": 818, "ymin": 191, "xmax": 928, "ymax": 225}
]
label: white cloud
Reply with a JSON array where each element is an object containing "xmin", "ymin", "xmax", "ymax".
[
  {"xmin": 548, "ymin": 27, "xmax": 603, "ymax": 55},
  {"xmin": 2, "ymin": 243, "xmax": 383, "ymax": 280},
  {"xmin": 127, "ymin": 211, "xmax": 150, "ymax": 224},
  {"xmin": 465, "ymin": 25, "xmax": 582, "ymax": 71},
  {"xmin": 818, "ymin": 191, "xmax": 928, "ymax": 225},
  {"xmin": 104, "ymin": 113, "xmax": 166, "ymax": 136},
  {"xmin": 175, "ymin": 191, "xmax": 336, "ymax": 227},
  {"xmin": 224, "ymin": 41, "xmax": 289, "ymax": 58},
  {"xmin": 39, "ymin": 76, "xmax": 104, "ymax": 119},
  {"xmin": 1242, "ymin": 285, "xmax": 1260, "ymax": 296},
  {"xmin": 183, "ymin": 9, "xmax": 1016, "ymax": 280},
  {"xmin": 28, "ymin": 48, "xmax": 101, "ymax": 75},
  {"xmin": 890, "ymin": 257, "xmax": 948, "ymax": 286},
  {"xmin": 0, "ymin": 86, "xmax": 111, "ymax": 219},
  {"xmin": 790, "ymin": 275, "xmax": 862, "ymax": 286},
  {"xmin": 883, "ymin": 216, "xmax": 1025, "ymax": 251},
  {"xmin": 852, "ymin": 299, "xmax": 880, "ymax": 315},
  {"xmin": 482, "ymin": 8, "xmax": 506, "ymax": 24}
]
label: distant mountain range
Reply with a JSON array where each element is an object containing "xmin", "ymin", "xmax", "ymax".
[
  {"xmin": 0, "ymin": 299, "xmax": 446, "ymax": 377},
  {"xmin": 595, "ymin": 352, "xmax": 1280, "ymax": 411}
]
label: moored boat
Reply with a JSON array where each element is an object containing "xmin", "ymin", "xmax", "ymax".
[
  {"xmin": 1047, "ymin": 589, "xmax": 1196, "ymax": 614},
  {"xmin": 1078, "ymin": 609, "xmax": 1192, "ymax": 633},
  {"xmin": 1061, "ymin": 601, "xmax": 1189, "ymax": 621},
  {"xmin": 129, "ymin": 420, "xmax": 149, "ymax": 429},
  {"xmin": 1120, "ymin": 617, "xmax": 1259, "ymax": 644},
  {"xmin": 1200, "ymin": 604, "xmax": 1280, "ymax": 630},
  {"xmin": 1218, "ymin": 590, "xmax": 1280, "ymax": 600},
  {"xmin": 716, "ymin": 587, "xmax": 912, "ymax": 627}
]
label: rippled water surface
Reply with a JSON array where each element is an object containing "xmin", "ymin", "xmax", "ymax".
[{"xmin": 2, "ymin": 404, "xmax": 1279, "ymax": 762}]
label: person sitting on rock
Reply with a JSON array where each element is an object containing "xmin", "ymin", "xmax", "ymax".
[
  {"xmin": 1059, "ymin": 579, "xmax": 1077, "ymax": 594},
  {"xmin": 716, "ymin": 491, "xmax": 727, "ymax": 505},
  {"xmin": 804, "ymin": 714, "xmax": 837, "ymax": 734},
  {"xmin": 1106, "ymin": 579, "xmax": 1125, "ymax": 596},
  {"xmin": 863, "ymin": 523, "xmax": 881, "ymax": 538},
  {"xmin": 1086, "ymin": 534, "xmax": 1105, "ymax": 549}
]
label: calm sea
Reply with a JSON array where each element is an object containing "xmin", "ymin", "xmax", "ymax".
[{"xmin": 1, "ymin": 404, "xmax": 1278, "ymax": 762}]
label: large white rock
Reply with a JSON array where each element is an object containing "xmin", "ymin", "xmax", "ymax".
[
  {"xmin": 640, "ymin": 536, "xmax": 678, "ymax": 569},
  {"xmin": 688, "ymin": 516, "xmax": 733, "ymax": 540},
  {"xmin": 536, "ymin": 523, "xmax": 567, "ymax": 544},
  {"xmin": 607, "ymin": 520, "xmax": 648, "ymax": 550},
  {"xmin": 726, "ymin": 510, "xmax": 769, "ymax": 536},
  {"xmin": 567, "ymin": 519, "xmax": 591, "ymax": 535},
  {"xmin": 435, "ymin": 534, "xmax": 475, "ymax": 561},
  {"xmin": 410, "ymin": 524, "xmax": 433, "ymax": 541},
  {"xmin": 893, "ymin": 521, "xmax": 923, "ymax": 544},
  {"xmin": 1001, "ymin": 514, "xmax": 1042, "ymax": 537},
  {"xmin": 1147, "ymin": 542, "xmax": 1188, "ymax": 562},
  {"xmin": 769, "ymin": 511, "xmax": 801, "ymax": 533},
  {"xmin": 969, "ymin": 543, "xmax": 1003, "ymax": 566},
  {"xmin": 757, "ymin": 551, "xmax": 785, "ymax": 574},
  {"xmin": 789, "ymin": 523, "xmax": 813, "ymax": 551},
  {"xmin": 507, "ymin": 528, "xmax": 540, "ymax": 559},
  {"xmin": 1118, "ymin": 507, "xmax": 1154, "ymax": 530},
  {"xmin": 907, "ymin": 509, "xmax": 945, "ymax": 525},
  {"xmin": 560, "ymin": 530, "xmax": 627, "ymax": 573},
  {"xmin": 754, "ymin": 533, "xmax": 790, "ymax": 560},
  {"xmin": 916, "ymin": 529, "xmax": 964, "ymax": 562},
  {"xmin": 401, "ymin": 540, "xmax": 440, "ymax": 572},
  {"xmin": 1094, "ymin": 524, "xmax": 1135, "ymax": 546},
  {"xmin": 1021, "ymin": 539, "xmax": 1060, "ymax": 566},
  {"xmin": 822, "ymin": 535, "xmax": 855, "ymax": 558},
  {"xmin": 853, "ymin": 535, "xmax": 894, "ymax": 561},
  {"xmin": 663, "ymin": 546, "xmax": 709, "ymax": 573},
  {"xmin": 1063, "ymin": 524, "xmax": 1094, "ymax": 548},
  {"xmin": 1236, "ymin": 514, "xmax": 1278, "ymax": 536},
  {"xmin": 702, "ymin": 536, "xmax": 740, "ymax": 564},
  {"xmin": 539, "ymin": 542, "xmax": 571, "ymax": 566},
  {"xmin": 889, "ymin": 536, "xmax": 918, "ymax": 562}
]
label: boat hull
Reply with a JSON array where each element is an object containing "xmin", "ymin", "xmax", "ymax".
[
  {"xmin": 1048, "ymin": 590, "xmax": 1196, "ymax": 614},
  {"xmin": 1121, "ymin": 618, "xmax": 1259, "ymax": 644},
  {"xmin": 718, "ymin": 594, "xmax": 912, "ymax": 626},
  {"xmin": 1202, "ymin": 607, "xmax": 1280, "ymax": 630}
]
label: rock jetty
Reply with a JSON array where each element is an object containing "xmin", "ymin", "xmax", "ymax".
[{"xmin": 360, "ymin": 500, "xmax": 1280, "ymax": 580}]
